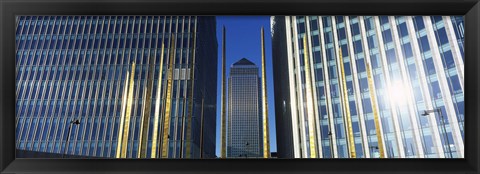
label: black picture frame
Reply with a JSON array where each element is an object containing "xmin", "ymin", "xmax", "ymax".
[{"xmin": 1, "ymin": 0, "xmax": 478, "ymax": 173}]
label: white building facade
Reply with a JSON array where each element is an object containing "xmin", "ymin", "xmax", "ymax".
[{"xmin": 271, "ymin": 16, "xmax": 464, "ymax": 158}]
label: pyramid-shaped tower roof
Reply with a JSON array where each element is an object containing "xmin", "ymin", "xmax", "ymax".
[{"xmin": 233, "ymin": 58, "xmax": 255, "ymax": 66}]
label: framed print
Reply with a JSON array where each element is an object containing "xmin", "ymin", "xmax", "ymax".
[{"xmin": 1, "ymin": 0, "xmax": 479, "ymax": 173}]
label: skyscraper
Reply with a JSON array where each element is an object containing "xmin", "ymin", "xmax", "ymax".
[
  {"xmin": 227, "ymin": 58, "xmax": 263, "ymax": 158},
  {"xmin": 15, "ymin": 16, "xmax": 218, "ymax": 158},
  {"xmin": 271, "ymin": 16, "xmax": 464, "ymax": 158}
]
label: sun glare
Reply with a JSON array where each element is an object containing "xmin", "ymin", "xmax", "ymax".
[{"xmin": 388, "ymin": 82, "xmax": 408, "ymax": 105}]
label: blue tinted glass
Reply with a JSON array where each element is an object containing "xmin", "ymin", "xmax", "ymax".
[
  {"xmin": 402, "ymin": 43, "xmax": 413, "ymax": 58},
  {"xmin": 380, "ymin": 16, "xmax": 389, "ymax": 24},
  {"xmin": 408, "ymin": 63, "xmax": 417, "ymax": 79},
  {"xmin": 344, "ymin": 62, "xmax": 351, "ymax": 76},
  {"xmin": 382, "ymin": 29, "xmax": 393, "ymax": 43},
  {"xmin": 413, "ymin": 86, "xmax": 423, "ymax": 102},
  {"xmin": 359, "ymin": 78, "xmax": 369, "ymax": 92},
  {"xmin": 356, "ymin": 58, "xmax": 366, "ymax": 73},
  {"xmin": 365, "ymin": 17, "xmax": 374, "ymax": 31},
  {"xmin": 329, "ymin": 66, "xmax": 337, "ymax": 79},
  {"xmin": 351, "ymin": 23, "xmax": 360, "ymax": 35},
  {"xmin": 354, "ymin": 40, "xmax": 363, "ymax": 53},
  {"xmin": 349, "ymin": 101, "xmax": 357, "ymax": 115},
  {"xmin": 324, "ymin": 31, "xmax": 333, "ymax": 44},
  {"xmin": 456, "ymin": 101, "xmax": 464, "ymax": 119},
  {"xmin": 432, "ymin": 16, "xmax": 443, "ymax": 23},
  {"xmin": 315, "ymin": 68, "xmax": 323, "ymax": 81},
  {"xmin": 338, "ymin": 28, "xmax": 346, "ymax": 40},
  {"xmin": 371, "ymin": 53, "xmax": 381, "ymax": 69},
  {"xmin": 341, "ymin": 44, "xmax": 348, "ymax": 57},
  {"xmin": 413, "ymin": 16, "xmax": 425, "ymax": 30},
  {"xmin": 365, "ymin": 119, "xmax": 375, "ymax": 135},
  {"xmin": 424, "ymin": 58, "xmax": 436, "ymax": 75},
  {"xmin": 367, "ymin": 35, "xmax": 377, "ymax": 49},
  {"xmin": 430, "ymin": 81, "xmax": 442, "ymax": 100},
  {"xmin": 442, "ymin": 50, "xmax": 455, "ymax": 69},
  {"xmin": 386, "ymin": 49, "xmax": 396, "ymax": 64},
  {"xmin": 335, "ymin": 123, "xmax": 345, "ymax": 138},
  {"xmin": 419, "ymin": 36, "xmax": 430, "ymax": 52},
  {"xmin": 449, "ymin": 75, "xmax": 462, "ymax": 94},
  {"xmin": 326, "ymin": 48, "xmax": 334, "ymax": 60},
  {"xmin": 436, "ymin": 27, "xmax": 449, "ymax": 46},
  {"xmin": 322, "ymin": 17, "xmax": 331, "ymax": 27},
  {"xmin": 310, "ymin": 19, "xmax": 318, "ymax": 31},
  {"xmin": 398, "ymin": 23, "xmax": 408, "ymax": 37},
  {"xmin": 336, "ymin": 16, "xmax": 344, "ymax": 23}
]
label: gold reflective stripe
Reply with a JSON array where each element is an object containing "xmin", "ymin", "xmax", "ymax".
[
  {"xmin": 138, "ymin": 16, "xmax": 157, "ymax": 158},
  {"xmin": 303, "ymin": 36, "xmax": 317, "ymax": 158},
  {"xmin": 261, "ymin": 27, "xmax": 270, "ymax": 158},
  {"xmin": 120, "ymin": 62, "xmax": 135, "ymax": 158},
  {"xmin": 161, "ymin": 34, "xmax": 176, "ymax": 158},
  {"xmin": 137, "ymin": 83, "xmax": 147, "ymax": 158},
  {"xmin": 139, "ymin": 54, "xmax": 155, "ymax": 158},
  {"xmin": 151, "ymin": 42, "xmax": 165, "ymax": 158},
  {"xmin": 116, "ymin": 71, "xmax": 130, "ymax": 158},
  {"xmin": 366, "ymin": 62, "xmax": 385, "ymax": 158},
  {"xmin": 338, "ymin": 47, "xmax": 356, "ymax": 158}
]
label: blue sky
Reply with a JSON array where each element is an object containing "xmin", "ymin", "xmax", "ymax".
[{"xmin": 215, "ymin": 16, "xmax": 277, "ymax": 157}]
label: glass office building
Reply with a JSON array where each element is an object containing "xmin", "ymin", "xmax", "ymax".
[
  {"xmin": 15, "ymin": 16, "xmax": 218, "ymax": 158},
  {"xmin": 271, "ymin": 16, "xmax": 464, "ymax": 158},
  {"xmin": 227, "ymin": 58, "xmax": 263, "ymax": 158}
]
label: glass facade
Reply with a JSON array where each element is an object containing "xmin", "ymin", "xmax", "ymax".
[
  {"xmin": 15, "ymin": 16, "xmax": 218, "ymax": 158},
  {"xmin": 227, "ymin": 58, "xmax": 263, "ymax": 158},
  {"xmin": 271, "ymin": 16, "xmax": 464, "ymax": 158}
]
